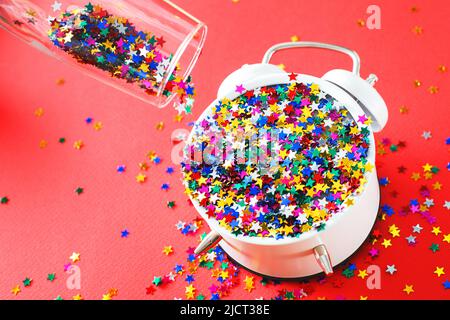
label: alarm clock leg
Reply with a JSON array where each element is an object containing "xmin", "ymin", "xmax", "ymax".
[
  {"xmin": 194, "ymin": 231, "xmax": 222, "ymax": 255},
  {"xmin": 313, "ymin": 244, "xmax": 334, "ymax": 275}
]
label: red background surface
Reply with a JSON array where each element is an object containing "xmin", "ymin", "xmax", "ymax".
[{"xmin": 0, "ymin": 0, "xmax": 448, "ymax": 299}]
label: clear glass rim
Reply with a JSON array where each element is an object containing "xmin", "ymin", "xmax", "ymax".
[{"xmin": 156, "ymin": 22, "xmax": 207, "ymax": 108}]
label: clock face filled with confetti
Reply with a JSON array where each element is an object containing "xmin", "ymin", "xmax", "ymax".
[{"xmin": 182, "ymin": 81, "xmax": 374, "ymax": 239}]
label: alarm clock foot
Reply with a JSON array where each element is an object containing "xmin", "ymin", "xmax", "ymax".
[
  {"xmin": 313, "ymin": 244, "xmax": 334, "ymax": 275},
  {"xmin": 194, "ymin": 231, "xmax": 222, "ymax": 255}
]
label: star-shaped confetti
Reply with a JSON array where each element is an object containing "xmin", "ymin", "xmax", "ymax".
[
  {"xmin": 11, "ymin": 285, "xmax": 21, "ymax": 296},
  {"xmin": 244, "ymin": 275, "xmax": 255, "ymax": 292},
  {"xmin": 403, "ymin": 284, "xmax": 414, "ymax": 295},
  {"xmin": 421, "ymin": 131, "xmax": 432, "ymax": 140},
  {"xmin": 51, "ymin": 1, "xmax": 62, "ymax": 12},
  {"xmin": 72, "ymin": 294, "xmax": 84, "ymax": 300},
  {"xmin": 412, "ymin": 224, "xmax": 423, "ymax": 233},
  {"xmin": 73, "ymin": 140, "xmax": 84, "ymax": 150},
  {"xmin": 185, "ymin": 284, "xmax": 196, "ymax": 299},
  {"xmin": 69, "ymin": 252, "xmax": 80, "ymax": 263},
  {"xmin": 429, "ymin": 243, "xmax": 440, "ymax": 253},
  {"xmin": 136, "ymin": 173, "xmax": 146, "ymax": 183},
  {"xmin": 381, "ymin": 239, "xmax": 392, "ymax": 248},
  {"xmin": 22, "ymin": 277, "xmax": 32, "ymax": 287},
  {"xmin": 434, "ymin": 267, "xmax": 445, "ymax": 277},
  {"xmin": 163, "ymin": 246, "xmax": 174, "ymax": 255},
  {"xmin": 39, "ymin": 139, "xmax": 48, "ymax": 149},
  {"xmin": 34, "ymin": 107, "xmax": 44, "ymax": 117},
  {"xmin": 121, "ymin": 229, "xmax": 129, "ymax": 238}
]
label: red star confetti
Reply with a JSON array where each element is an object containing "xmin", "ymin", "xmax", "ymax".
[{"xmin": 73, "ymin": 140, "xmax": 84, "ymax": 150}]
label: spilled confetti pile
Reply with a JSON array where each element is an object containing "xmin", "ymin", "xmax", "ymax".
[
  {"xmin": 182, "ymin": 81, "xmax": 372, "ymax": 238},
  {"xmin": 147, "ymin": 245, "xmax": 241, "ymax": 300},
  {"xmin": 48, "ymin": 3, "xmax": 195, "ymax": 112}
]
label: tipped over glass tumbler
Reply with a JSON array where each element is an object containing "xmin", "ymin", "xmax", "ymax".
[{"xmin": 0, "ymin": 0, "xmax": 207, "ymax": 107}]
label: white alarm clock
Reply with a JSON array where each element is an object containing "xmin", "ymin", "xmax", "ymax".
[{"xmin": 189, "ymin": 42, "xmax": 388, "ymax": 278}]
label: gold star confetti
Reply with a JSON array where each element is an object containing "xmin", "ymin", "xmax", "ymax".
[
  {"xmin": 411, "ymin": 172, "xmax": 421, "ymax": 181},
  {"xmin": 69, "ymin": 252, "xmax": 80, "ymax": 263},
  {"xmin": 413, "ymin": 79, "xmax": 421, "ymax": 87},
  {"xmin": 163, "ymin": 245, "xmax": 173, "ymax": 255},
  {"xmin": 357, "ymin": 19, "xmax": 365, "ymax": 27},
  {"xmin": 382, "ymin": 238, "xmax": 392, "ymax": 248},
  {"xmin": 39, "ymin": 139, "xmax": 48, "ymax": 149},
  {"xmin": 11, "ymin": 285, "xmax": 21, "ymax": 296},
  {"xmin": 377, "ymin": 147, "xmax": 386, "ymax": 156},
  {"xmin": 443, "ymin": 234, "xmax": 450, "ymax": 243},
  {"xmin": 174, "ymin": 114, "xmax": 184, "ymax": 122},
  {"xmin": 139, "ymin": 162, "xmax": 149, "ymax": 171},
  {"xmin": 93, "ymin": 121, "xmax": 103, "ymax": 131},
  {"xmin": 432, "ymin": 181, "xmax": 442, "ymax": 190},
  {"xmin": 399, "ymin": 105, "xmax": 409, "ymax": 114},
  {"xmin": 220, "ymin": 270, "xmax": 229, "ymax": 279},
  {"xmin": 403, "ymin": 284, "xmax": 414, "ymax": 295},
  {"xmin": 434, "ymin": 267, "xmax": 445, "ymax": 277},
  {"xmin": 102, "ymin": 293, "xmax": 112, "ymax": 300},
  {"xmin": 56, "ymin": 78, "xmax": 65, "ymax": 85},
  {"xmin": 412, "ymin": 26, "xmax": 423, "ymax": 35},
  {"xmin": 156, "ymin": 121, "xmax": 164, "ymax": 130},
  {"xmin": 424, "ymin": 172, "xmax": 433, "ymax": 180},
  {"xmin": 431, "ymin": 226, "xmax": 442, "ymax": 236},
  {"xmin": 389, "ymin": 224, "xmax": 400, "ymax": 238},
  {"xmin": 244, "ymin": 275, "xmax": 255, "ymax": 292},
  {"xmin": 136, "ymin": 173, "xmax": 146, "ymax": 183},
  {"xmin": 410, "ymin": 6, "xmax": 419, "ymax": 13},
  {"xmin": 108, "ymin": 288, "xmax": 118, "ymax": 297},
  {"xmin": 360, "ymin": 296, "xmax": 368, "ymax": 300},
  {"xmin": 34, "ymin": 107, "xmax": 44, "ymax": 117},
  {"xmin": 438, "ymin": 65, "xmax": 447, "ymax": 73},
  {"xmin": 73, "ymin": 140, "xmax": 84, "ymax": 150},
  {"xmin": 290, "ymin": 35, "xmax": 299, "ymax": 42},
  {"xmin": 422, "ymin": 163, "xmax": 432, "ymax": 172},
  {"xmin": 26, "ymin": 8, "xmax": 36, "ymax": 17},
  {"xmin": 72, "ymin": 294, "xmax": 84, "ymax": 300},
  {"xmin": 428, "ymin": 85, "xmax": 439, "ymax": 94},
  {"xmin": 357, "ymin": 269, "xmax": 368, "ymax": 279},
  {"xmin": 277, "ymin": 64, "xmax": 285, "ymax": 70}
]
